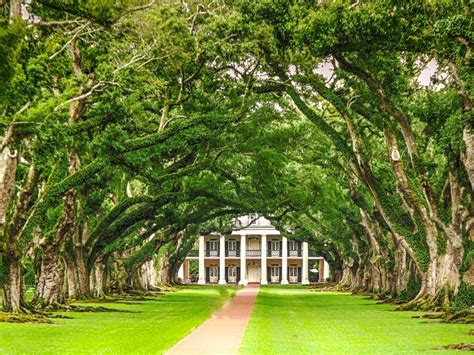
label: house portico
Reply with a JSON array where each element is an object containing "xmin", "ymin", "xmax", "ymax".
[{"xmin": 181, "ymin": 215, "xmax": 329, "ymax": 285}]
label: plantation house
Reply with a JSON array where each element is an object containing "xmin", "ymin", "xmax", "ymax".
[{"xmin": 179, "ymin": 216, "xmax": 329, "ymax": 285}]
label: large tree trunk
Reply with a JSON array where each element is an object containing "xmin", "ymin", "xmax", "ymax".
[
  {"xmin": 383, "ymin": 128, "xmax": 464, "ymax": 306},
  {"xmin": 33, "ymin": 244, "xmax": 64, "ymax": 308},
  {"xmin": 336, "ymin": 55, "xmax": 467, "ymax": 306},
  {"xmin": 9, "ymin": 0, "xmax": 21, "ymax": 20},
  {"xmin": 338, "ymin": 257, "xmax": 357, "ymax": 290},
  {"xmin": 74, "ymin": 221, "xmax": 90, "ymax": 298},
  {"xmin": 64, "ymin": 253, "xmax": 79, "ymax": 299},
  {"xmin": 393, "ymin": 241, "xmax": 409, "ymax": 295},
  {"xmin": 168, "ymin": 257, "xmax": 182, "ymax": 285},
  {"xmin": 3, "ymin": 253, "xmax": 22, "ymax": 312},
  {"xmin": 0, "ymin": 143, "xmax": 21, "ymax": 312},
  {"xmin": 462, "ymin": 127, "xmax": 474, "ymax": 190},
  {"xmin": 92, "ymin": 256, "xmax": 108, "ymax": 297},
  {"xmin": 157, "ymin": 252, "xmax": 173, "ymax": 285},
  {"xmin": 414, "ymin": 237, "xmax": 463, "ymax": 307},
  {"xmin": 2, "ymin": 164, "xmax": 38, "ymax": 312},
  {"xmin": 0, "ymin": 146, "xmax": 17, "ymax": 225},
  {"xmin": 157, "ymin": 233, "xmax": 184, "ymax": 285},
  {"xmin": 33, "ymin": 183, "xmax": 77, "ymax": 308},
  {"xmin": 140, "ymin": 260, "xmax": 157, "ymax": 290}
]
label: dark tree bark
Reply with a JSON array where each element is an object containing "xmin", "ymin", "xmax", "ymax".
[
  {"xmin": 33, "ymin": 243, "xmax": 65, "ymax": 308},
  {"xmin": 2, "ymin": 164, "xmax": 37, "ymax": 312}
]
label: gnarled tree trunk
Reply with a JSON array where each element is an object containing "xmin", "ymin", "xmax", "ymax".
[
  {"xmin": 3, "ymin": 253, "xmax": 22, "ymax": 312},
  {"xmin": 92, "ymin": 255, "xmax": 108, "ymax": 297},
  {"xmin": 33, "ymin": 243, "xmax": 64, "ymax": 308}
]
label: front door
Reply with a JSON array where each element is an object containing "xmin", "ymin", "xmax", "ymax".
[
  {"xmin": 247, "ymin": 264, "xmax": 261, "ymax": 283},
  {"xmin": 209, "ymin": 266, "xmax": 218, "ymax": 283},
  {"xmin": 228, "ymin": 266, "xmax": 237, "ymax": 283},
  {"xmin": 270, "ymin": 266, "xmax": 280, "ymax": 283},
  {"xmin": 289, "ymin": 266, "xmax": 298, "ymax": 283}
]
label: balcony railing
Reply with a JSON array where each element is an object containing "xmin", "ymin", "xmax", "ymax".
[
  {"xmin": 267, "ymin": 250, "xmax": 282, "ymax": 257},
  {"xmin": 246, "ymin": 249, "xmax": 261, "ymax": 257},
  {"xmin": 225, "ymin": 249, "xmax": 240, "ymax": 257},
  {"xmin": 288, "ymin": 250, "xmax": 302, "ymax": 257},
  {"xmin": 194, "ymin": 248, "xmax": 313, "ymax": 258},
  {"xmin": 205, "ymin": 250, "xmax": 219, "ymax": 257}
]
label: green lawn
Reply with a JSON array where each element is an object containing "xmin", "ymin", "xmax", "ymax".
[
  {"xmin": 240, "ymin": 286, "xmax": 473, "ymax": 354},
  {"xmin": 1, "ymin": 286, "xmax": 236, "ymax": 354}
]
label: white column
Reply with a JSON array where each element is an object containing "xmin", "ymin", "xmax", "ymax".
[
  {"xmin": 324, "ymin": 259, "xmax": 330, "ymax": 281},
  {"xmin": 184, "ymin": 259, "xmax": 190, "ymax": 283},
  {"xmin": 218, "ymin": 234, "xmax": 226, "ymax": 284},
  {"xmin": 178, "ymin": 263, "xmax": 184, "ymax": 280},
  {"xmin": 239, "ymin": 234, "xmax": 248, "ymax": 285},
  {"xmin": 281, "ymin": 236, "xmax": 288, "ymax": 284},
  {"xmin": 319, "ymin": 259, "xmax": 325, "ymax": 282},
  {"xmin": 198, "ymin": 235, "xmax": 205, "ymax": 284},
  {"xmin": 261, "ymin": 234, "xmax": 267, "ymax": 285},
  {"xmin": 302, "ymin": 241, "xmax": 309, "ymax": 285}
]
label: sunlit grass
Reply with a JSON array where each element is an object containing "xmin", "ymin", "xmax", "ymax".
[
  {"xmin": 240, "ymin": 286, "xmax": 473, "ymax": 354},
  {"xmin": 1, "ymin": 286, "xmax": 236, "ymax": 354}
]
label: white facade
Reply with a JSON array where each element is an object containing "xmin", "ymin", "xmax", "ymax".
[{"xmin": 180, "ymin": 216, "xmax": 329, "ymax": 285}]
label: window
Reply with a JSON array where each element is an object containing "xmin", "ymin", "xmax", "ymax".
[
  {"xmin": 271, "ymin": 240, "xmax": 280, "ymax": 250},
  {"xmin": 289, "ymin": 267, "xmax": 298, "ymax": 277},
  {"xmin": 210, "ymin": 266, "xmax": 218, "ymax": 278},
  {"xmin": 228, "ymin": 240, "xmax": 236, "ymax": 251},
  {"xmin": 271, "ymin": 266, "xmax": 280, "ymax": 277},
  {"xmin": 208, "ymin": 240, "xmax": 219, "ymax": 256},
  {"xmin": 209, "ymin": 240, "xmax": 218, "ymax": 250},
  {"xmin": 228, "ymin": 266, "xmax": 237, "ymax": 277},
  {"xmin": 289, "ymin": 241, "xmax": 297, "ymax": 251}
]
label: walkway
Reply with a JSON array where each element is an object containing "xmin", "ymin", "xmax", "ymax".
[{"xmin": 166, "ymin": 284, "xmax": 259, "ymax": 355}]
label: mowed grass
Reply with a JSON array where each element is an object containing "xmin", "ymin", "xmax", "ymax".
[
  {"xmin": 1, "ymin": 286, "xmax": 236, "ymax": 354},
  {"xmin": 240, "ymin": 286, "xmax": 473, "ymax": 354}
]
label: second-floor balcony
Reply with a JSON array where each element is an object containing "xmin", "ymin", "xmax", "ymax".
[
  {"xmin": 205, "ymin": 250, "xmax": 219, "ymax": 257},
  {"xmin": 246, "ymin": 249, "xmax": 261, "ymax": 257},
  {"xmin": 226, "ymin": 249, "xmax": 240, "ymax": 257},
  {"xmin": 267, "ymin": 249, "xmax": 282, "ymax": 257},
  {"xmin": 203, "ymin": 249, "xmax": 243, "ymax": 257},
  {"xmin": 196, "ymin": 249, "xmax": 307, "ymax": 258},
  {"xmin": 288, "ymin": 249, "xmax": 303, "ymax": 257}
]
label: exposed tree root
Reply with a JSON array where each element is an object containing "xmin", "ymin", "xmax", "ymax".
[
  {"xmin": 397, "ymin": 299, "xmax": 440, "ymax": 311},
  {"xmin": 376, "ymin": 297, "xmax": 406, "ymax": 305},
  {"xmin": 438, "ymin": 343, "xmax": 474, "ymax": 351},
  {"xmin": 412, "ymin": 310, "xmax": 474, "ymax": 324},
  {"xmin": 154, "ymin": 284, "xmax": 179, "ymax": 292},
  {"xmin": 78, "ymin": 295, "xmax": 155, "ymax": 303},
  {"xmin": 310, "ymin": 283, "xmax": 339, "ymax": 292},
  {"xmin": 43, "ymin": 304, "xmax": 138, "ymax": 313},
  {"xmin": 0, "ymin": 312, "xmax": 52, "ymax": 324}
]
